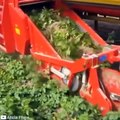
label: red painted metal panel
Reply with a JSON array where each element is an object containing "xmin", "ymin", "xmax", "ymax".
[
  {"xmin": 9, "ymin": 5, "xmax": 30, "ymax": 54},
  {"xmin": 101, "ymin": 68, "xmax": 120, "ymax": 111},
  {"xmin": 1, "ymin": 0, "xmax": 16, "ymax": 53},
  {"xmin": 66, "ymin": 2, "xmax": 120, "ymax": 17},
  {"xmin": 19, "ymin": 0, "xmax": 49, "ymax": 4}
]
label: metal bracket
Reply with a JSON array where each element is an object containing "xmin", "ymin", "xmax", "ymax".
[
  {"xmin": 50, "ymin": 67, "xmax": 70, "ymax": 85},
  {"xmin": 50, "ymin": 67, "xmax": 66, "ymax": 79},
  {"xmin": 82, "ymin": 54, "xmax": 99, "ymax": 68},
  {"xmin": 110, "ymin": 93, "xmax": 120, "ymax": 102}
]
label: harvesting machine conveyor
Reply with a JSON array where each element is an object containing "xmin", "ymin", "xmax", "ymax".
[{"xmin": 0, "ymin": 0, "xmax": 120, "ymax": 115}]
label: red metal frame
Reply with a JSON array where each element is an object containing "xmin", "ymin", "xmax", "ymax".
[
  {"xmin": 19, "ymin": 0, "xmax": 49, "ymax": 5},
  {"xmin": 65, "ymin": 1, "xmax": 120, "ymax": 17},
  {"xmin": 0, "ymin": 0, "xmax": 120, "ymax": 115}
]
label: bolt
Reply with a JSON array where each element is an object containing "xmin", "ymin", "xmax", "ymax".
[{"xmin": 100, "ymin": 107, "xmax": 104, "ymax": 111}]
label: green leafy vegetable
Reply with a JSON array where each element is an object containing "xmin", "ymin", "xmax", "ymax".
[
  {"xmin": 30, "ymin": 8, "xmax": 102, "ymax": 60},
  {"xmin": 0, "ymin": 52, "xmax": 119, "ymax": 120}
]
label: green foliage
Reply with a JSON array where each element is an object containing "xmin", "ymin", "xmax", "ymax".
[
  {"xmin": 30, "ymin": 8, "xmax": 102, "ymax": 60},
  {"xmin": 0, "ymin": 52, "xmax": 120, "ymax": 119},
  {"xmin": 99, "ymin": 61, "xmax": 111, "ymax": 68},
  {"xmin": 30, "ymin": 8, "xmax": 61, "ymax": 30},
  {"xmin": 103, "ymin": 111, "xmax": 120, "ymax": 120}
]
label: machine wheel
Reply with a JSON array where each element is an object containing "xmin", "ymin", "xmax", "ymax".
[{"xmin": 70, "ymin": 75, "xmax": 81, "ymax": 92}]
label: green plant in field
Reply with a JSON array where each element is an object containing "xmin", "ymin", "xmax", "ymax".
[
  {"xmin": 103, "ymin": 111, "xmax": 120, "ymax": 120},
  {"xmin": 0, "ymin": 52, "xmax": 120, "ymax": 120}
]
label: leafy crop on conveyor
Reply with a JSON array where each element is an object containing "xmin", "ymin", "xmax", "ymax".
[
  {"xmin": 30, "ymin": 8, "xmax": 102, "ymax": 60},
  {"xmin": 0, "ymin": 52, "xmax": 120, "ymax": 120}
]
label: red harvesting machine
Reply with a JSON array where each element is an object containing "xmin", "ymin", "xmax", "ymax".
[{"xmin": 0, "ymin": 0, "xmax": 120, "ymax": 115}]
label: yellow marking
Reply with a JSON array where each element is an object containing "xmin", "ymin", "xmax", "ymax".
[
  {"xmin": 65, "ymin": 0, "xmax": 120, "ymax": 6},
  {"xmin": 15, "ymin": 27, "xmax": 21, "ymax": 35}
]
